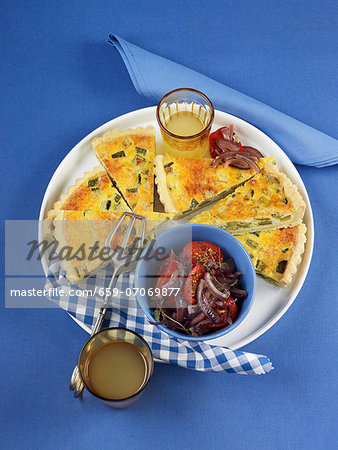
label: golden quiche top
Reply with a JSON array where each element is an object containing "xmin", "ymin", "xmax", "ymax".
[
  {"xmin": 236, "ymin": 224, "xmax": 307, "ymax": 287},
  {"xmin": 49, "ymin": 166, "xmax": 130, "ymax": 214},
  {"xmin": 191, "ymin": 161, "xmax": 305, "ymax": 233},
  {"xmin": 91, "ymin": 127, "xmax": 156, "ymax": 212},
  {"xmin": 154, "ymin": 155, "xmax": 272, "ymax": 214}
]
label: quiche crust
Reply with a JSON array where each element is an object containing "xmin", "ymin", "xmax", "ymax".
[{"xmin": 49, "ymin": 166, "xmax": 130, "ymax": 214}]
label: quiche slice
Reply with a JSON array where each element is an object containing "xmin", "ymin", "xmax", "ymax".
[
  {"xmin": 46, "ymin": 210, "xmax": 173, "ymax": 280},
  {"xmin": 154, "ymin": 155, "xmax": 272, "ymax": 215},
  {"xmin": 190, "ymin": 161, "xmax": 306, "ymax": 234},
  {"xmin": 235, "ymin": 224, "xmax": 307, "ymax": 287},
  {"xmin": 50, "ymin": 166, "xmax": 131, "ymax": 214},
  {"xmin": 91, "ymin": 127, "xmax": 156, "ymax": 212}
]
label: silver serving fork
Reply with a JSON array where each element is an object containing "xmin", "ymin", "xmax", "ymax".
[{"xmin": 69, "ymin": 212, "xmax": 146, "ymax": 397}]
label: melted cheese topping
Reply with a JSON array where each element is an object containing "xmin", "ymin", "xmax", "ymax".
[
  {"xmin": 236, "ymin": 225, "xmax": 306, "ymax": 286},
  {"xmin": 190, "ymin": 162, "xmax": 305, "ymax": 233},
  {"xmin": 159, "ymin": 157, "xmax": 270, "ymax": 212},
  {"xmin": 56, "ymin": 168, "xmax": 130, "ymax": 212},
  {"xmin": 93, "ymin": 133, "xmax": 156, "ymax": 212}
]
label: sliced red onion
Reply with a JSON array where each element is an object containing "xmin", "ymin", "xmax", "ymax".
[
  {"xmin": 209, "ymin": 275, "xmax": 225, "ymax": 292},
  {"xmin": 241, "ymin": 146, "xmax": 263, "ymax": 158},
  {"xmin": 233, "ymin": 154, "xmax": 260, "ymax": 172},
  {"xmin": 189, "ymin": 312, "xmax": 206, "ymax": 326},
  {"xmin": 237, "ymin": 151, "xmax": 260, "ymax": 161},
  {"xmin": 191, "ymin": 318, "xmax": 211, "ymax": 337},
  {"xmin": 211, "ymin": 153, "xmax": 259, "ymax": 171},
  {"xmin": 210, "ymin": 297, "xmax": 229, "ymax": 309},
  {"xmin": 229, "ymin": 124, "xmax": 234, "ymax": 141},
  {"xmin": 174, "ymin": 291, "xmax": 187, "ymax": 323},
  {"xmin": 221, "ymin": 126, "xmax": 230, "ymax": 140},
  {"xmin": 204, "ymin": 272, "xmax": 230, "ymax": 301},
  {"xmin": 228, "ymin": 159, "xmax": 251, "ymax": 170},
  {"xmin": 215, "ymin": 138, "xmax": 240, "ymax": 152},
  {"xmin": 210, "ymin": 153, "xmax": 243, "ymax": 168},
  {"xmin": 230, "ymin": 287, "xmax": 248, "ymax": 299},
  {"xmin": 187, "ymin": 304, "xmax": 200, "ymax": 315},
  {"xmin": 200, "ymin": 288, "xmax": 222, "ymax": 324}
]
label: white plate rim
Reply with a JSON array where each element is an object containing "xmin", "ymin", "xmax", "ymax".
[{"xmin": 39, "ymin": 106, "xmax": 314, "ymax": 350}]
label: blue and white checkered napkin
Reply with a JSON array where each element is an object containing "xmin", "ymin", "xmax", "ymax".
[{"xmin": 45, "ymin": 261, "xmax": 273, "ymax": 375}]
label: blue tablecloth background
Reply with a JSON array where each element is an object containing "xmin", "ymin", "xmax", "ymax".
[{"xmin": 1, "ymin": 1, "xmax": 337, "ymax": 449}]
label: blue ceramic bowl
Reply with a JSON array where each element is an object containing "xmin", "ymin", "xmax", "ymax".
[{"xmin": 134, "ymin": 224, "xmax": 256, "ymax": 341}]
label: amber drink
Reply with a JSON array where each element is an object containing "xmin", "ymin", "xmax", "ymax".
[{"xmin": 157, "ymin": 88, "xmax": 214, "ymax": 158}]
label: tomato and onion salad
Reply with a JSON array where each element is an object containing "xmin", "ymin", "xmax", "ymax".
[
  {"xmin": 152, "ymin": 241, "xmax": 247, "ymax": 337},
  {"xmin": 209, "ymin": 125, "xmax": 263, "ymax": 172}
]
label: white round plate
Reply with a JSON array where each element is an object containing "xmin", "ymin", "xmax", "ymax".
[{"xmin": 39, "ymin": 106, "xmax": 314, "ymax": 350}]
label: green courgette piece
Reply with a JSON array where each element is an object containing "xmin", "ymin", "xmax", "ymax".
[
  {"xmin": 246, "ymin": 239, "xmax": 258, "ymax": 249},
  {"xmin": 111, "ymin": 150, "xmax": 126, "ymax": 158},
  {"xmin": 267, "ymin": 175, "xmax": 279, "ymax": 186},
  {"xmin": 114, "ymin": 194, "xmax": 121, "ymax": 203},
  {"xmin": 190, "ymin": 198, "xmax": 199, "ymax": 208},
  {"xmin": 276, "ymin": 260, "xmax": 287, "ymax": 274},
  {"xmin": 126, "ymin": 187, "xmax": 138, "ymax": 193},
  {"xmin": 164, "ymin": 161, "xmax": 174, "ymax": 169},
  {"xmin": 218, "ymin": 173, "xmax": 228, "ymax": 183},
  {"xmin": 259, "ymin": 196, "xmax": 271, "ymax": 206},
  {"xmin": 88, "ymin": 179, "xmax": 98, "ymax": 188},
  {"xmin": 239, "ymin": 222, "xmax": 250, "ymax": 228},
  {"xmin": 280, "ymin": 215, "xmax": 291, "ymax": 221},
  {"xmin": 250, "ymin": 231, "xmax": 260, "ymax": 237},
  {"xmin": 281, "ymin": 248, "xmax": 289, "ymax": 253},
  {"xmin": 137, "ymin": 173, "xmax": 141, "ymax": 184},
  {"xmin": 256, "ymin": 259, "xmax": 267, "ymax": 272},
  {"xmin": 282, "ymin": 197, "xmax": 288, "ymax": 204},
  {"xmin": 135, "ymin": 147, "xmax": 147, "ymax": 155},
  {"xmin": 105, "ymin": 200, "xmax": 111, "ymax": 211},
  {"xmin": 257, "ymin": 218, "xmax": 272, "ymax": 225}
]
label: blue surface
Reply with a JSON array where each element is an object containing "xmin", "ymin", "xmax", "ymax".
[
  {"xmin": 135, "ymin": 224, "xmax": 256, "ymax": 341},
  {"xmin": 109, "ymin": 34, "xmax": 338, "ymax": 167},
  {"xmin": 1, "ymin": 1, "xmax": 337, "ymax": 449}
]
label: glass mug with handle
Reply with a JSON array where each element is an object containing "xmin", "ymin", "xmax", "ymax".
[{"xmin": 78, "ymin": 327, "xmax": 154, "ymax": 408}]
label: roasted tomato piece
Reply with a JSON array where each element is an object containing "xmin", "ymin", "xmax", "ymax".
[
  {"xmin": 183, "ymin": 241, "xmax": 223, "ymax": 266},
  {"xmin": 156, "ymin": 251, "xmax": 179, "ymax": 289},
  {"xmin": 184, "ymin": 264, "xmax": 206, "ymax": 305},
  {"xmin": 209, "ymin": 127, "xmax": 228, "ymax": 158},
  {"xmin": 228, "ymin": 302, "xmax": 238, "ymax": 323}
]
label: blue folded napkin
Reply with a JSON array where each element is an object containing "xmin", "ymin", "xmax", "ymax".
[
  {"xmin": 108, "ymin": 34, "xmax": 337, "ymax": 168},
  {"xmin": 45, "ymin": 262, "xmax": 273, "ymax": 375}
]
